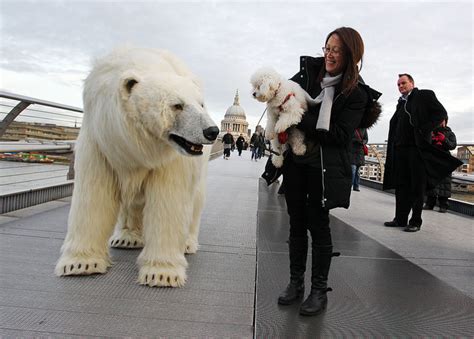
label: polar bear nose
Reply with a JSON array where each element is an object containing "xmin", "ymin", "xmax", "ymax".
[{"xmin": 203, "ymin": 126, "xmax": 219, "ymax": 141}]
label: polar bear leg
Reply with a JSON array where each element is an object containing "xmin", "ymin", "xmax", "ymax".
[
  {"xmin": 110, "ymin": 198, "xmax": 145, "ymax": 249},
  {"xmin": 55, "ymin": 139, "xmax": 119, "ymax": 276},
  {"xmin": 185, "ymin": 150, "xmax": 210, "ymax": 254},
  {"xmin": 137, "ymin": 164, "xmax": 192, "ymax": 287},
  {"xmin": 185, "ymin": 180, "xmax": 204, "ymax": 254}
]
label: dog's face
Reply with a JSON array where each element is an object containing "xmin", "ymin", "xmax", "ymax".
[{"xmin": 250, "ymin": 67, "xmax": 281, "ymax": 103}]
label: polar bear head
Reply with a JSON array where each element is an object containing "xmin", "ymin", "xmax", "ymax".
[
  {"xmin": 82, "ymin": 47, "xmax": 219, "ymax": 164},
  {"xmin": 250, "ymin": 67, "xmax": 283, "ymax": 103}
]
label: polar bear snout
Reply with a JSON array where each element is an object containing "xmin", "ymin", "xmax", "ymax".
[{"xmin": 203, "ymin": 126, "xmax": 219, "ymax": 141}]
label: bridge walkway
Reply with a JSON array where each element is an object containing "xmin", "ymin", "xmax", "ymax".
[{"xmin": 0, "ymin": 150, "xmax": 472, "ymax": 337}]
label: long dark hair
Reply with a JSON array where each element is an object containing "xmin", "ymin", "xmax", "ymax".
[{"xmin": 319, "ymin": 27, "xmax": 364, "ymax": 95}]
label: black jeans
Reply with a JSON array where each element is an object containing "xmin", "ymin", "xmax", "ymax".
[
  {"xmin": 394, "ymin": 146, "xmax": 427, "ymax": 226},
  {"xmin": 283, "ymin": 161, "xmax": 331, "ymax": 246}
]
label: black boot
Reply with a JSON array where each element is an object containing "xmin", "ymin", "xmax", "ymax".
[
  {"xmin": 300, "ymin": 245, "xmax": 335, "ymax": 316},
  {"xmin": 278, "ymin": 236, "xmax": 308, "ymax": 305}
]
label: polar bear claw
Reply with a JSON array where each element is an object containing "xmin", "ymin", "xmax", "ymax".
[{"xmin": 138, "ymin": 264, "xmax": 186, "ymax": 287}]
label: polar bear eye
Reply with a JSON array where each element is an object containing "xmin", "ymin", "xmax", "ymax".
[{"xmin": 173, "ymin": 104, "xmax": 184, "ymax": 111}]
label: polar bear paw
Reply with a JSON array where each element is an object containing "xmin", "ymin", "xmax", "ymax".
[
  {"xmin": 55, "ymin": 254, "xmax": 110, "ymax": 276},
  {"xmin": 185, "ymin": 237, "xmax": 199, "ymax": 254},
  {"xmin": 138, "ymin": 264, "xmax": 186, "ymax": 287},
  {"xmin": 109, "ymin": 230, "xmax": 144, "ymax": 249}
]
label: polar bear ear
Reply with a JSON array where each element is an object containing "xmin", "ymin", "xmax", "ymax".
[{"xmin": 120, "ymin": 73, "xmax": 141, "ymax": 101}]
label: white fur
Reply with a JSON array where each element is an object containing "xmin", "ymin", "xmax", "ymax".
[
  {"xmin": 55, "ymin": 47, "xmax": 218, "ymax": 288},
  {"xmin": 250, "ymin": 67, "xmax": 309, "ymax": 167}
]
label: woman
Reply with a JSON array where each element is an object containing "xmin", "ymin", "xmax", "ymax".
[{"xmin": 278, "ymin": 27, "xmax": 381, "ymax": 316}]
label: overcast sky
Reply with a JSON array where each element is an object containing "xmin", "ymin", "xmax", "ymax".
[{"xmin": 1, "ymin": 0, "xmax": 472, "ymax": 143}]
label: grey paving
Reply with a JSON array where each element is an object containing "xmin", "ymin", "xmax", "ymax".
[
  {"xmin": 1, "ymin": 149, "xmax": 473, "ymax": 338},
  {"xmin": 331, "ymin": 186, "xmax": 474, "ymax": 298},
  {"xmin": 0, "ymin": 150, "xmax": 263, "ymax": 338},
  {"xmin": 257, "ymin": 181, "xmax": 474, "ymax": 338}
]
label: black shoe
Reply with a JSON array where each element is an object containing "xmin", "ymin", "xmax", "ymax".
[
  {"xmin": 384, "ymin": 220, "xmax": 404, "ymax": 227},
  {"xmin": 278, "ymin": 281, "xmax": 305, "ymax": 305},
  {"xmin": 423, "ymin": 204, "xmax": 434, "ymax": 210},
  {"xmin": 353, "ymin": 187, "xmax": 360, "ymax": 192},
  {"xmin": 439, "ymin": 207, "xmax": 448, "ymax": 213},
  {"xmin": 404, "ymin": 225, "xmax": 420, "ymax": 232},
  {"xmin": 299, "ymin": 288, "xmax": 330, "ymax": 316}
]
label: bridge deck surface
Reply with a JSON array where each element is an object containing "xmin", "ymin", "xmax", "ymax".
[{"xmin": 0, "ymin": 150, "xmax": 473, "ymax": 337}]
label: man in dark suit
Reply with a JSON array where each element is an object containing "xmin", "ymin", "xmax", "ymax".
[{"xmin": 383, "ymin": 74, "xmax": 462, "ymax": 232}]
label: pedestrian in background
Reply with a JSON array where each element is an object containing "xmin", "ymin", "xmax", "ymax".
[
  {"xmin": 222, "ymin": 129, "xmax": 234, "ymax": 160},
  {"xmin": 424, "ymin": 118, "xmax": 457, "ymax": 213},
  {"xmin": 351, "ymin": 128, "xmax": 368, "ymax": 192},
  {"xmin": 383, "ymin": 74, "xmax": 462, "ymax": 232},
  {"xmin": 250, "ymin": 131, "xmax": 264, "ymax": 161},
  {"xmin": 236, "ymin": 134, "xmax": 245, "ymax": 156}
]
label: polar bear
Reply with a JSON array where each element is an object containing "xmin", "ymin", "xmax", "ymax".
[{"xmin": 55, "ymin": 47, "xmax": 219, "ymax": 287}]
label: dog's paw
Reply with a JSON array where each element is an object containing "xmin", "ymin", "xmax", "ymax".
[
  {"xmin": 292, "ymin": 143, "xmax": 307, "ymax": 155},
  {"xmin": 271, "ymin": 155, "xmax": 284, "ymax": 168},
  {"xmin": 274, "ymin": 120, "xmax": 288, "ymax": 133},
  {"xmin": 185, "ymin": 237, "xmax": 199, "ymax": 254},
  {"xmin": 109, "ymin": 230, "xmax": 144, "ymax": 249},
  {"xmin": 138, "ymin": 263, "xmax": 186, "ymax": 287},
  {"xmin": 55, "ymin": 254, "xmax": 110, "ymax": 276}
]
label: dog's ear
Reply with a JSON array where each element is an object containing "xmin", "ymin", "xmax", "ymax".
[{"xmin": 260, "ymin": 82, "xmax": 269, "ymax": 95}]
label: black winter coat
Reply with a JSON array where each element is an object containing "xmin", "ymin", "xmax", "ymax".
[
  {"xmin": 222, "ymin": 133, "xmax": 234, "ymax": 145},
  {"xmin": 383, "ymin": 88, "xmax": 462, "ymax": 191},
  {"xmin": 290, "ymin": 56, "xmax": 381, "ymax": 209},
  {"xmin": 236, "ymin": 136, "xmax": 245, "ymax": 149},
  {"xmin": 426, "ymin": 126, "xmax": 457, "ymax": 198}
]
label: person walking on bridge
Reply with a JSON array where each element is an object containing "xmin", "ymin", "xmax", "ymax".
[
  {"xmin": 383, "ymin": 74, "xmax": 462, "ymax": 232},
  {"xmin": 222, "ymin": 129, "xmax": 234, "ymax": 160},
  {"xmin": 236, "ymin": 133, "xmax": 245, "ymax": 156},
  {"xmin": 278, "ymin": 27, "xmax": 382, "ymax": 316}
]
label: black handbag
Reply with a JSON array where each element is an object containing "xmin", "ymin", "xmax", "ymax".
[{"xmin": 261, "ymin": 150, "xmax": 285, "ymax": 185}]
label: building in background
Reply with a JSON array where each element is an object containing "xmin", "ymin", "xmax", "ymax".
[
  {"xmin": 220, "ymin": 90, "xmax": 249, "ymax": 141},
  {"xmin": 0, "ymin": 121, "xmax": 79, "ymax": 141},
  {"xmin": 456, "ymin": 145, "xmax": 474, "ymax": 173}
]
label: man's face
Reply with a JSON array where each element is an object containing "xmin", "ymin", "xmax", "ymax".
[{"xmin": 397, "ymin": 76, "xmax": 414, "ymax": 96}]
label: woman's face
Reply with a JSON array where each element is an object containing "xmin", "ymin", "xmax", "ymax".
[{"xmin": 324, "ymin": 34, "xmax": 345, "ymax": 76}]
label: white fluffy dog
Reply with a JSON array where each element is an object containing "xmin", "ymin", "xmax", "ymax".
[{"xmin": 250, "ymin": 67, "xmax": 308, "ymax": 168}]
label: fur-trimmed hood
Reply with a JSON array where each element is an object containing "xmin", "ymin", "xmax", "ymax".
[{"xmin": 358, "ymin": 78, "xmax": 382, "ymax": 129}]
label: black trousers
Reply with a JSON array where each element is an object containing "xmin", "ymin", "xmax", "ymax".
[
  {"xmin": 283, "ymin": 161, "xmax": 331, "ymax": 246},
  {"xmin": 394, "ymin": 146, "xmax": 427, "ymax": 226}
]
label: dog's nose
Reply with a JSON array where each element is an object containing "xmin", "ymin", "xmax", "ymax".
[
  {"xmin": 253, "ymin": 92, "xmax": 256, "ymax": 97},
  {"xmin": 203, "ymin": 126, "xmax": 219, "ymax": 141}
]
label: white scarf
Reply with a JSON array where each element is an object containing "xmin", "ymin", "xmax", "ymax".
[{"xmin": 310, "ymin": 73, "xmax": 342, "ymax": 131}]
